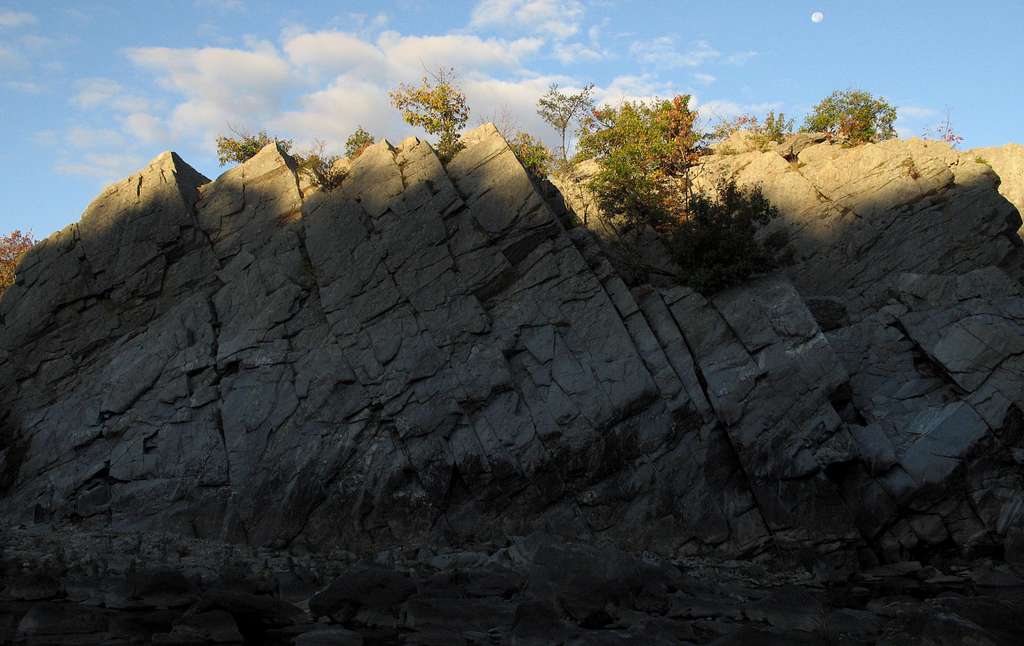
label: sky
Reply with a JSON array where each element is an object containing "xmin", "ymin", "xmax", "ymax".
[{"xmin": 2, "ymin": 0, "xmax": 1022, "ymax": 239}]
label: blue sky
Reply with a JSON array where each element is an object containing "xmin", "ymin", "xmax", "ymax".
[{"xmin": 2, "ymin": 0, "xmax": 1022, "ymax": 239}]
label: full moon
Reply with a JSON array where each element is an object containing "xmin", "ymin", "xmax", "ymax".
[{"xmin": 811, "ymin": 11, "xmax": 825, "ymax": 23}]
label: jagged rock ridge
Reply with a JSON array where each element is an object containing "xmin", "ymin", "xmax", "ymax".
[{"xmin": 2, "ymin": 126, "xmax": 1024, "ymax": 574}]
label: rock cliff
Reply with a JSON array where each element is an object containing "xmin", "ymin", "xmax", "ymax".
[{"xmin": 3, "ymin": 126, "xmax": 1024, "ymax": 643}]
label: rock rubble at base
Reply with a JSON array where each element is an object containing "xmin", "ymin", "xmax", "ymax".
[
  {"xmin": 2, "ymin": 126, "xmax": 1024, "ymax": 642},
  {"xmin": 3, "ymin": 526, "xmax": 1024, "ymax": 645}
]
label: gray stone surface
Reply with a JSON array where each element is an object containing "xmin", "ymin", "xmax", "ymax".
[
  {"xmin": 693, "ymin": 138, "xmax": 1024, "ymax": 316},
  {"xmin": 3, "ymin": 124, "xmax": 1024, "ymax": 600}
]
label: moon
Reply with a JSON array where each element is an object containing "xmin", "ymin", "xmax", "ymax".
[{"xmin": 811, "ymin": 11, "xmax": 825, "ymax": 23}]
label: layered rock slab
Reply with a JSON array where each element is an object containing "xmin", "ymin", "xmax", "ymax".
[
  {"xmin": 1, "ymin": 127, "xmax": 796, "ymax": 559},
  {"xmin": 4, "ymin": 126, "xmax": 1024, "ymax": 572},
  {"xmin": 695, "ymin": 138, "xmax": 1023, "ymax": 315}
]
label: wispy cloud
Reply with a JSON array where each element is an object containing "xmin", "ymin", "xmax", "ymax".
[
  {"xmin": 629, "ymin": 37, "xmax": 719, "ymax": 69},
  {"xmin": 469, "ymin": 0, "xmax": 584, "ymax": 40},
  {"xmin": 897, "ymin": 105, "xmax": 937, "ymax": 120},
  {"xmin": 4, "ymin": 80, "xmax": 42, "ymax": 93},
  {"xmin": 694, "ymin": 72, "xmax": 716, "ymax": 85},
  {"xmin": 0, "ymin": 45, "xmax": 24, "ymax": 68},
  {"xmin": 72, "ymin": 78, "xmax": 152, "ymax": 112},
  {"xmin": 193, "ymin": 0, "xmax": 244, "ymax": 11},
  {"xmin": 55, "ymin": 152, "xmax": 146, "ymax": 179},
  {"xmin": 0, "ymin": 11, "xmax": 35, "ymax": 29},
  {"xmin": 724, "ymin": 50, "xmax": 758, "ymax": 65}
]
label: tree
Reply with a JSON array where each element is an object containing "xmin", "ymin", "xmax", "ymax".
[
  {"xmin": 802, "ymin": 89, "xmax": 897, "ymax": 145},
  {"xmin": 507, "ymin": 131, "xmax": 553, "ymax": 179},
  {"xmin": 216, "ymin": 127, "xmax": 293, "ymax": 166},
  {"xmin": 345, "ymin": 126, "xmax": 375, "ymax": 159},
  {"xmin": 711, "ymin": 111, "xmax": 795, "ymax": 151},
  {"xmin": 389, "ymin": 67, "xmax": 470, "ymax": 164},
  {"xmin": 576, "ymin": 95, "xmax": 704, "ymax": 231},
  {"xmin": 667, "ymin": 180, "xmax": 791, "ymax": 294},
  {"xmin": 294, "ymin": 140, "xmax": 345, "ymax": 191},
  {"xmin": 537, "ymin": 82, "xmax": 596, "ymax": 162},
  {"xmin": 0, "ymin": 229, "xmax": 36, "ymax": 296},
  {"xmin": 923, "ymin": 111, "xmax": 964, "ymax": 148}
]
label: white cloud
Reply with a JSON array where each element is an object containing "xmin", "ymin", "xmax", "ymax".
[
  {"xmin": 4, "ymin": 80, "xmax": 42, "ymax": 93},
  {"xmin": 270, "ymin": 77, "xmax": 396, "ymax": 153},
  {"xmin": 67, "ymin": 126, "xmax": 126, "ymax": 149},
  {"xmin": 724, "ymin": 50, "xmax": 758, "ymax": 65},
  {"xmin": 127, "ymin": 44, "xmax": 293, "ymax": 141},
  {"xmin": 193, "ymin": 0, "xmax": 244, "ymax": 10},
  {"xmin": 55, "ymin": 152, "xmax": 146, "ymax": 179},
  {"xmin": 470, "ymin": 0, "xmax": 584, "ymax": 39},
  {"xmin": 594, "ymin": 74, "xmax": 682, "ymax": 106},
  {"xmin": 20, "ymin": 34, "xmax": 54, "ymax": 49},
  {"xmin": 693, "ymin": 99, "xmax": 785, "ymax": 130},
  {"xmin": 375, "ymin": 31, "xmax": 544, "ymax": 75},
  {"xmin": 629, "ymin": 38, "xmax": 719, "ymax": 69},
  {"xmin": 121, "ymin": 113, "xmax": 169, "ymax": 144},
  {"xmin": 897, "ymin": 105, "xmax": 937, "ymax": 120},
  {"xmin": 284, "ymin": 31, "xmax": 387, "ymax": 78},
  {"xmin": 72, "ymin": 78, "xmax": 152, "ymax": 112},
  {"xmin": 348, "ymin": 11, "xmax": 389, "ymax": 31},
  {"xmin": 552, "ymin": 41, "xmax": 605, "ymax": 64},
  {"xmin": 0, "ymin": 45, "xmax": 25, "ymax": 68},
  {"xmin": 33, "ymin": 130, "xmax": 58, "ymax": 146},
  {"xmin": 694, "ymin": 73, "xmax": 716, "ymax": 85},
  {"xmin": 0, "ymin": 11, "xmax": 35, "ymax": 28}
]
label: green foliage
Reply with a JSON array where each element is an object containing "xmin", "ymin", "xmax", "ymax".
[
  {"xmin": 802, "ymin": 89, "xmax": 897, "ymax": 145},
  {"xmin": 345, "ymin": 126, "xmax": 375, "ymax": 159},
  {"xmin": 537, "ymin": 82, "xmax": 596, "ymax": 161},
  {"xmin": 576, "ymin": 95, "xmax": 703, "ymax": 230},
  {"xmin": 711, "ymin": 111, "xmax": 794, "ymax": 151},
  {"xmin": 389, "ymin": 67, "xmax": 470, "ymax": 164},
  {"xmin": 667, "ymin": 180, "xmax": 791, "ymax": 295},
  {"xmin": 507, "ymin": 131, "xmax": 553, "ymax": 179},
  {"xmin": 975, "ymin": 155, "xmax": 991, "ymax": 166},
  {"xmin": 0, "ymin": 229, "xmax": 36, "ymax": 295},
  {"xmin": 760, "ymin": 111, "xmax": 795, "ymax": 145},
  {"xmin": 216, "ymin": 128, "xmax": 293, "ymax": 166},
  {"xmin": 294, "ymin": 140, "xmax": 345, "ymax": 191}
]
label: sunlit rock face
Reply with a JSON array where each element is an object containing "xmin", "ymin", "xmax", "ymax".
[
  {"xmin": 2, "ymin": 126, "xmax": 1024, "ymax": 578},
  {"xmin": 967, "ymin": 142, "xmax": 1024, "ymax": 237}
]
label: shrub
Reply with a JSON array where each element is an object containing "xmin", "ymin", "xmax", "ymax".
[
  {"xmin": 667, "ymin": 180, "xmax": 791, "ymax": 294},
  {"xmin": 0, "ymin": 229, "xmax": 36, "ymax": 295},
  {"xmin": 389, "ymin": 66, "xmax": 470, "ymax": 164},
  {"xmin": 802, "ymin": 89, "xmax": 897, "ymax": 145},
  {"xmin": 345, "ymin": 126, "xmax": 375, "ymax": 159},
  {"xmin": 576, "ymin": 95, "xmax": 703, "ymax": 231},
  {"xmin": 537, "ymin": 82, "xmax": 596, "ymax": 161},
  {"xmin": 507, "ymin": 131, "xmax": 553, "ymax": 179},
  {"xmin": 294, "ymin": 140, "xmax": 345, "ymax": 191},
  {"xmin": 711, "ymin": 111, "xmax": 794, "ymax": 151},
  {"xmin": 216, "ymin": 128, "xmax": 293, "ymax": 166},
  {"xmin": 922, "ymin": 112, "xmax": 964, "ymax": 148}
]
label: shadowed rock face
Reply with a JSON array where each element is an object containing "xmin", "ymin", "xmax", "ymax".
[{"xmin": 2, "ymin": 127, "xmax": 1024, "ymax": 579}]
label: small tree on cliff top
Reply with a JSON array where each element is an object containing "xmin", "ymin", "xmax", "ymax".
[
  {"xmin": 1, "ymin": 229, "xmax": 36, "ymax": 296},
  {"xmin": 802, "ymin": 89, "xmax": 897, "ymax": 145},
  {"xmin": 537, "ymin": 82, "xmax": 596, "ymax": 162},
  {"xmin": 389, "ymin": 67, "xmax": 470, "ymax": 164},
  {"xmin": 296, "ymin": 140, "xmax": 345, "ymax": 191},
  {"xmin": 711, "ymin": 110, "xmax": 795, "ymax": 151},
  {"xmin": 576, "ymin": 94, "xmax": 703, "ymax": 231},
  {"xmin": 216, "ymin": 127, "xmax": 294, "ymax": 165},
  {"xmin": 345, "ymin": 126, "xmax": 375, "ymax": 159}
]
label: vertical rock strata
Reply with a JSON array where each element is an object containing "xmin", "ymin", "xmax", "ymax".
[{"xmin": 2, "ymin": 126, "xmax": 1024, "ymax": 570}]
